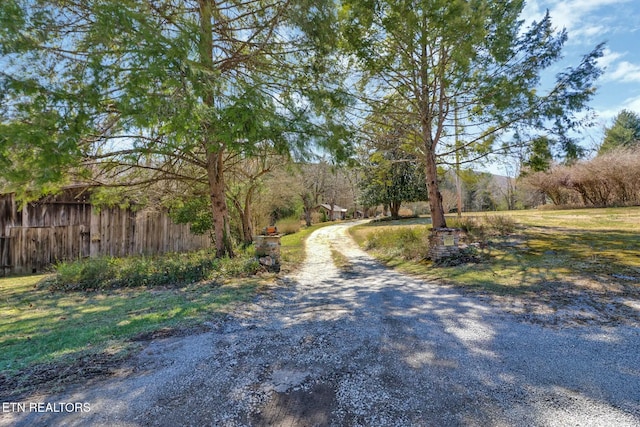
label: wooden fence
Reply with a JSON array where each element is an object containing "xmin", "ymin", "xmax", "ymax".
[{"xmin": 1, "ymin": 190, "xmax": 211, "ymax": 276}]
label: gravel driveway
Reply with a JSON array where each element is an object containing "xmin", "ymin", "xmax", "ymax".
[{"xmin": 3, "ymin": 222, "xmax": 640, "ymax": 426}]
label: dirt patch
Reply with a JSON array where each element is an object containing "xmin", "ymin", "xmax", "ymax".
[
  {"xmin": 129, "ymin": 324, "xmax": 212, "ymax": 342},
  {"xmin": 0, "ymin": 351, "xmax": 131, "ymax": 402},
  {"xmin": 251, "ymin": 382, "xmax": 337, "ymax": 427},
  {"xmin": 1, "ymin": 324, "xmax": 215, "ymax": 402}
]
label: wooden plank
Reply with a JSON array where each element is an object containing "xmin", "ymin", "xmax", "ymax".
[
  {"xmin": 90, "ymin": 207, "xmax": 101, "ymax": 257},
  {"xmin": 0, "ymin": 236, "xmax": 10, "ymax": 271}
]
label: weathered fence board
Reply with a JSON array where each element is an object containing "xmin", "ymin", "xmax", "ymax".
[
  {"xmin": 0, "ymin": 190, "xmax": 211, "ymax": 276},
  {"xmin": 8, "ymin": 225, "xmax": 88, "ymax": 274},
  {"xmin": 0, "ymin": 236, "xmax": 10, "ymax": 275}
]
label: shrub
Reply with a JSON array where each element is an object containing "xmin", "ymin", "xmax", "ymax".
[
  {"xmin": 447, "ymin": 215, "xmax": 515, "ymax": 241},
  {"xmin": 52, "ymin": 257, "xmax": 112, "ymax": 290},
  {"xmin": 523, "ymin": 147, "xmax": 640, "ymax": 207},
  {"xmin": 366, "ymin": 227, "xmax": 428, "ymax": 260},
  {"xmin": 275, "ymin": 216, "xmax": 301, "ymax": 235},
  {"xmin": 447, "ymin": 217, "xmax": 486, "ymax": 241},
  {"xmin": 46, "ymin": 249, "xmax": 260, "ymax": 292},
  {"xmin": 218, "ymin": 255, "xmax": 261, "ymax": 277},
  {"xmin": 484, "ymin": 215, "xmax": 516, "ymax": 235}
]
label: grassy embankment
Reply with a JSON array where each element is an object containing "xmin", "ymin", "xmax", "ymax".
[
  {"xmin": 0, "ymin": 222, "xmax": 326, "ymax": 397},
  {"xmin": 350, "ymin": 207, "xmax": 640, "ymax": 295}
]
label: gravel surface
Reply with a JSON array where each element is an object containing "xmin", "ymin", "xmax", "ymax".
[{"xmin": 2, "ymin": 222, "xmax": 640, "ymax": 426}]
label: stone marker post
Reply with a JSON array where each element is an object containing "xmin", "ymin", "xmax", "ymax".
[
  {"xmin": 254, "ymin": 234, "xmax": 281, "ymax": 272},
  {"xmin": 428, "ymin": 228, "xmax": 462, "ymax": 262}
]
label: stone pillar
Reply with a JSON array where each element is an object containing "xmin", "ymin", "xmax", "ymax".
[
  {"xmin": 254, "ymin": 234, "xmax": 281, "ymax": 272},
  {"xmin": 428, "ymin": 228, "xmax": 462, "ymax": 262}
]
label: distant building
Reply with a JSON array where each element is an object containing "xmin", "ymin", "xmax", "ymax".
[{"xmin": 317, "ymin": 203, "xmax": 348, "ymax": 221}]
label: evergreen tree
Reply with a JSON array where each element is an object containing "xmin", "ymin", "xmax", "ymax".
[
  {"xmin": 0, "ymin": 0, "xmax": 351, "ymax": 257},
  {"xmin": 360, "ymin": 147, "xmax": 428, "ymax": 220},
  {"xmin": 598, "ymin": 110, "xmax": 640, "ymax": 155},
  {"xmin": 340, "ymin": 0, "xmax": 603, "ymax": 228}
]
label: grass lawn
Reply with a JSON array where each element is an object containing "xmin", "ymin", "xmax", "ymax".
[
  {"xmin": 350, "ymin": 207, "xmax": 640, "ymax": 296},
  {"xmin": 0, "ymin": 221, "xmax": 329, "ymax": 398},
  {"xmin": 0, "ymin": 274, "xmax": 266, "ymax": 397}
]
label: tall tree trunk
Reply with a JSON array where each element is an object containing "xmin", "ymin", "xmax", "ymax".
[
  {"xmin": 199, "ymin": 1, "xmax": 233, "ymax": 257},
  {"xmin": 241, "ymin": 189, "xmax": 254, "ymax": 246},
  {"xmin": 424, "ymin": 150, "xmax": 447, "ymax": 228},
  {"xmin": 231, "ymin": 194, "xmax": 253, "ymax": 247},
  {"xmin": 207, "ymin": 150, "xmax": 235, "ymax": 257},
  {"xmin": 302, "ymin": 193, "xmax": 313, "ymax": 226},
  {"xmin": 390, "ymin": 200, "xmax": 401, "ymax": 219},
  {"xmin": 418, "ymin": 19, "xmax": 447, "ymax": 230}
]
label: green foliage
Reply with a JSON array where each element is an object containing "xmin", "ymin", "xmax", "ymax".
[
  {"xmin": 218, "ymin": 256, "xmax": 262, "ymax": 278},
  {"xmin": 46, "ymin": 250, "xmax": 261, "ymax": 292},
  {"xmin": 270, "ymin": 199, "xmax": 303, "ymax": 224},
  {"xmin": 365, "ymin": 227, "xmax": 428, "ymax": 261},
  {"xmin": 52, "ymin": 257, "xmax": 112, "ymax": 290},
  {"xmin": 340, "ymin": 0, "xmax": 603, "ymax": 227},
  {"xmin": 360, "ymin": 139, "xmax": 428, "ymax": 217},
  {"xmin": 0, "ymin": 0, "xmax": 353, "ymax": 258},
  {"xmin": 523, "ymin": 136, "xmax": 554, "ymax": 173},
  {"xmin": 168, "ymin": 196, "xmax": 214, "ymax": 236},
  {"xmin": 599, "ymin": 110, "xmax": 640, "ymax": 155},
  {"xmin": 455, "ymin": 170, "xmax": 498, "ymax": 212}
]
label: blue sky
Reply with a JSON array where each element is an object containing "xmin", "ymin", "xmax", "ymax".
[{"xmin": 523, "ymin": 0, "xmax": 640, "ymax": 149}]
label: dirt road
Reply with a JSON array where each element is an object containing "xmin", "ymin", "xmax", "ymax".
[{"xmin": 3, "ymin": 222, "xmax": 640, "ymax": 426}]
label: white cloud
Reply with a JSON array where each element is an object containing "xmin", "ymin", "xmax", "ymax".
[
  {"xmin": 622, "ymin": 95, "xmax": 640, "ymax": 113},
  {"xmin": 596, "ymin": 107, "xmax": 621, "ymax": 122},
  {"xmin": 596, "ymin": 95, "xmax": 640, "ymax": 121},
  {"xmin": 522, "ymin": 0, "xmax": 544, "ymax": 19},
  {"xmin": 549, "ymin": 0, "xmax": 631, "ymax": 31},
  {"xmin": 521, "ymin": 0, "xmax": 632, "ymax": 47},
  {"xmin": 571, "ymin": 24, "xmax": 606, "ymax": 39},
  {"xmin": 597, "ymin": 48, "xmax": 624, "ymax": 69},
  {"xmin": 605, "ymin": 61, "xmax": 640, "ymax": 82},
  {"xmin": 595, "ymin": 48, "xmax": 640, "ymax": 84}
]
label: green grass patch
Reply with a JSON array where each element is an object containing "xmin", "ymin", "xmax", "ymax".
[
  {"xmin": 362, "ymin": 226, "xmax": 429, "ymax": 262},
  {"xmin": 0, "ymin": 221, "xmax": 340, "ymax": 397},
  {"xmin": 330, "ymin": 248, "xmax": 352, "ymax": 272},
  {"xmin": 0, "ymin": 273, "xmax": 264, "ymax": 395},
  {"xmin": 351, "ymin": 207, "xmax": 640, "ymax": 295}
]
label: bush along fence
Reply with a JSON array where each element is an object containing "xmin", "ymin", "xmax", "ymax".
[{"xmin": 0, "ymin": 188, "xmax": 210, "ymax": 276}]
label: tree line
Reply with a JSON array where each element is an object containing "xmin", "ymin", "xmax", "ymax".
[
  {"xmin": 1, "ymin": 0, "xmax": 607, "ymax": 257},
  {"xmin": 522, "ymin": 110, "xmax": 640, "ymax": 207}
]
